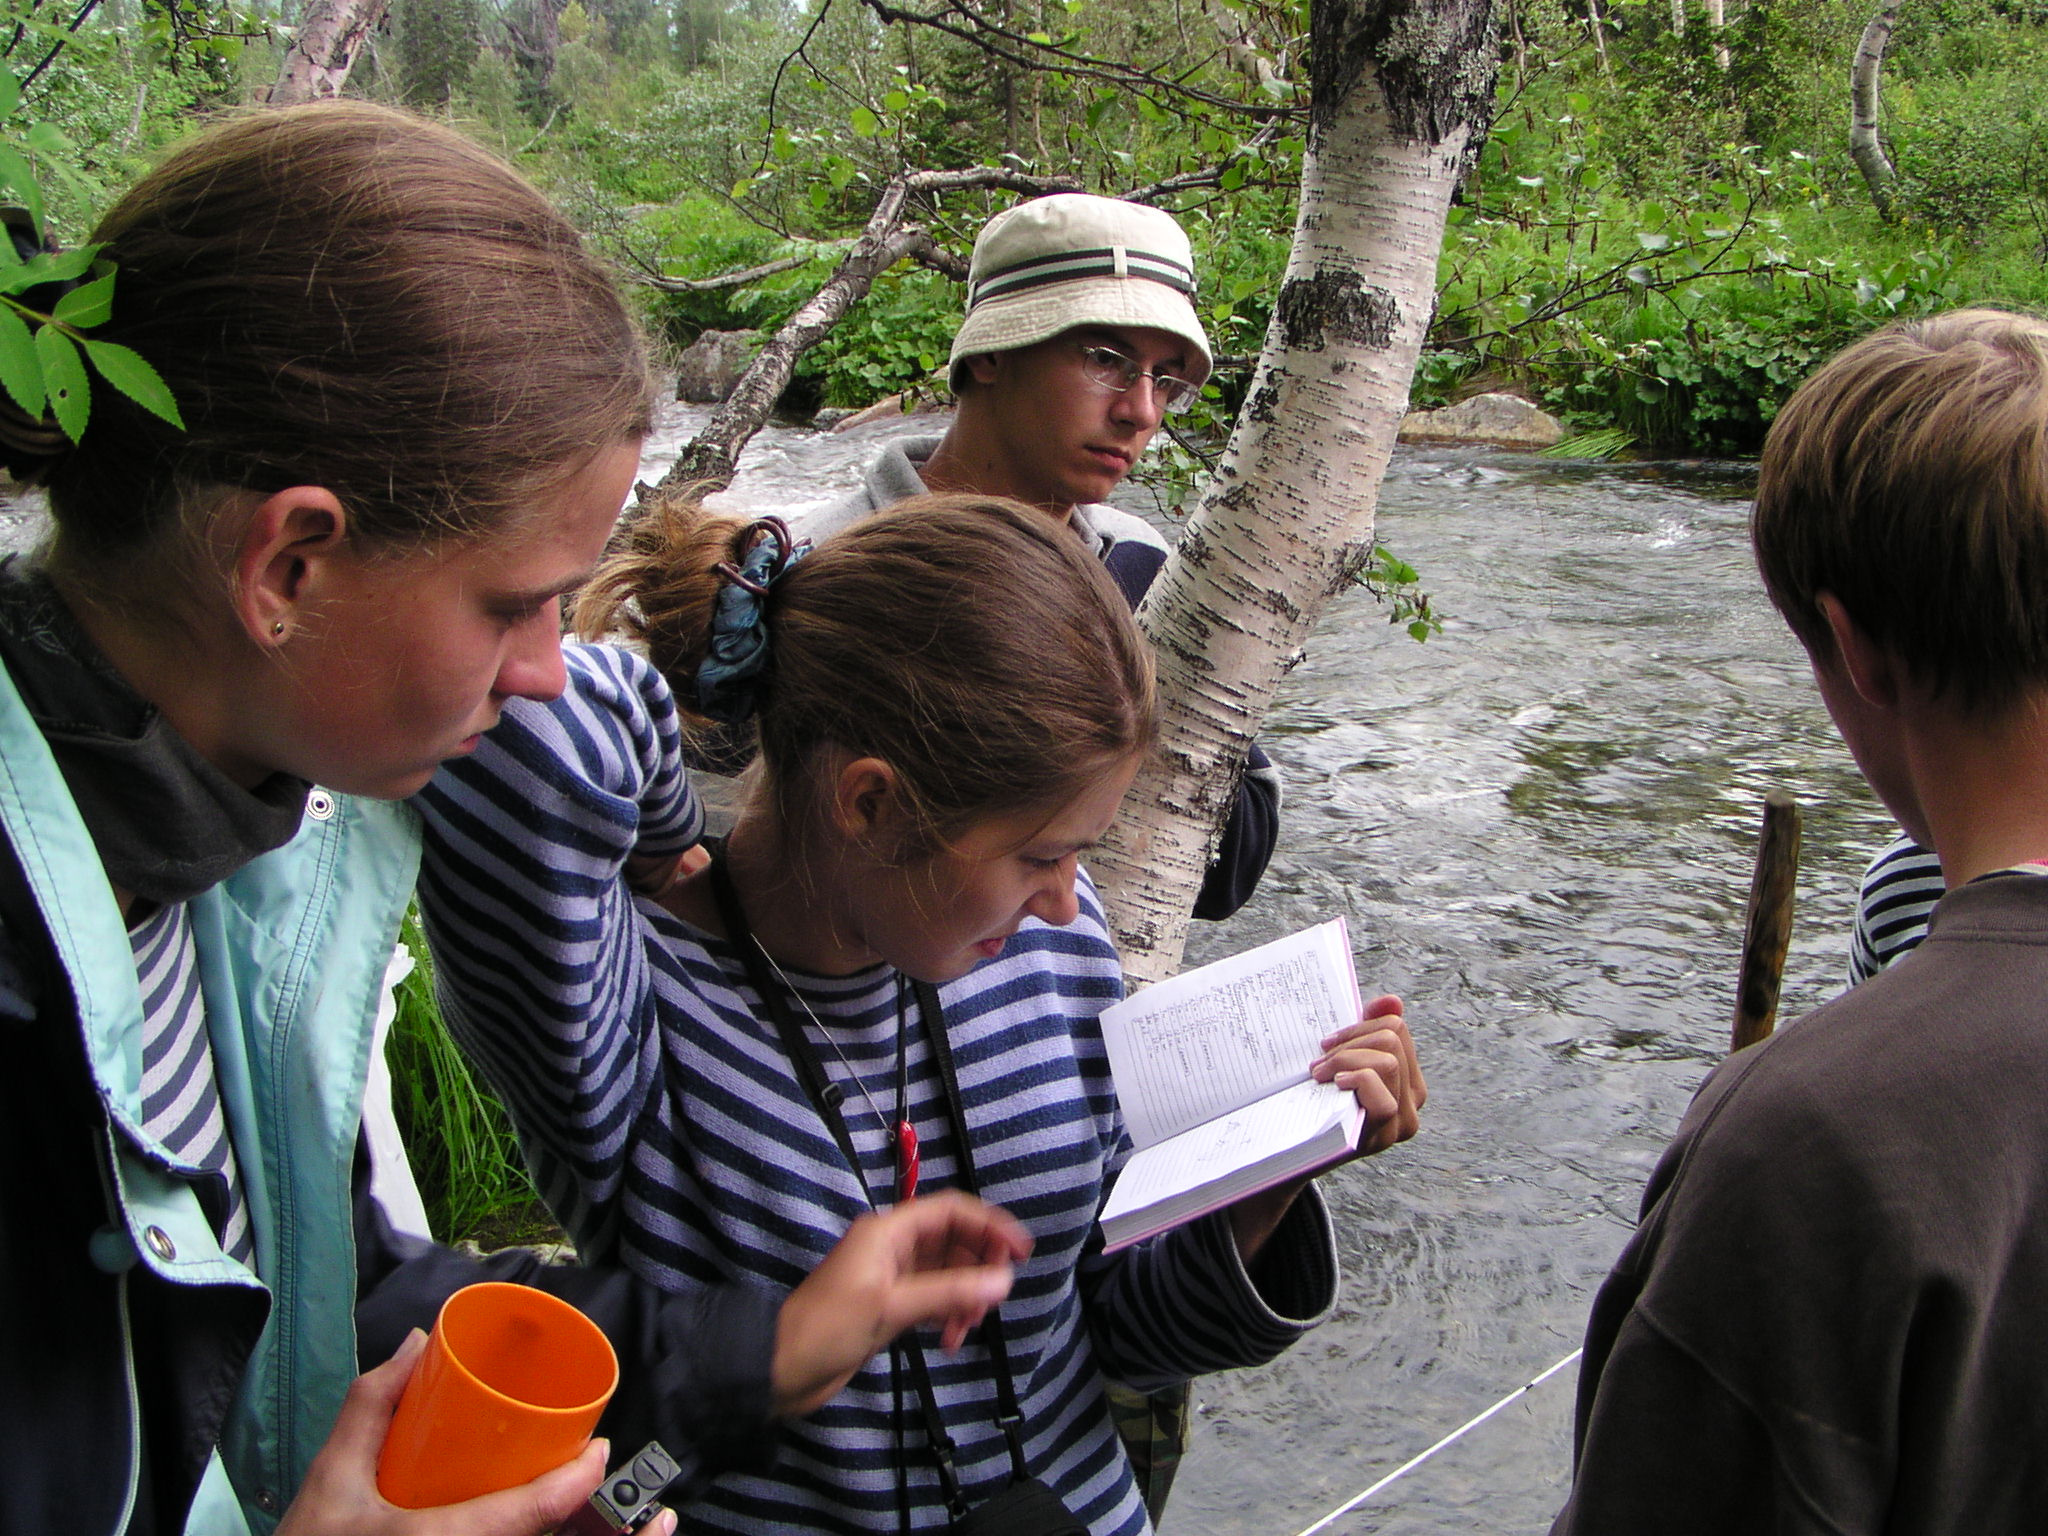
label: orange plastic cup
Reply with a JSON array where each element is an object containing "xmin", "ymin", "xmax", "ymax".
[{"xmin": 376, "ymin": 1282, "xmax": 620, "ymax": 1509}]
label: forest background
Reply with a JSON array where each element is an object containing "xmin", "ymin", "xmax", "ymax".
[{"xmin": 6, "ymin": 0, "xmax": 2044, "ymax": 1239}]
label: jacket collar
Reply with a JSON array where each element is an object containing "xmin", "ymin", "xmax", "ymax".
[{"xmin": 0, "ymin": 558, "xmax": 307, "ymax": 907}]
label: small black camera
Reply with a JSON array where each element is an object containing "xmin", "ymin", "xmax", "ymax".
[{"xmin": 553, "ymin": 1441, "xmax": 681, "ymax": 1535}]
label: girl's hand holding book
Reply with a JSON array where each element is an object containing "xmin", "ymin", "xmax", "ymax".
[{"xmin": 1312, "ymin": 993, "xmax": 1427, "ymax": 1159}]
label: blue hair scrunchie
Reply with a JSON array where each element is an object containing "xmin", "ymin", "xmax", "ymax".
[{"xmin": 695, "ymin": 517, "xmax": 808, "ymax": 725}]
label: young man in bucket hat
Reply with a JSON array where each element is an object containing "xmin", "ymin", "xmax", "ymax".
[{"xmin": 799, "ymin": 192, "xmax": 1281, "ymax": 921}]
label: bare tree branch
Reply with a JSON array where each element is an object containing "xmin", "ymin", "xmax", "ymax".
[
  {"xmin": 901, "ymin": 231, "xmax": 969, "ymax": 281},
  {"xmin": 856, "ymin": 0, "xmax": 1302, "ymax": 121},
  {"xmin": 628, "ymin": 251, "xmax": 824, "ymax": 294},
  {"xmin": 754, "ymin": 0, "xmax": 843, "ymax": 183},
  {"xmin": 18, "ymin": 0, "xmax": 99, "ymax": 91},
  {"xmin": 1123, "ymin": 119, "xmax": 1288, "ymax": 201}
]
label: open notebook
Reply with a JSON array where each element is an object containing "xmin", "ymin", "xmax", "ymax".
[{"xmin": 1097, "ymin": 918, "xmax": 1365, "ymax": 1251}]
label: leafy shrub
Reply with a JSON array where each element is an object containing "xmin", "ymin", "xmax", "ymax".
[
  {"xmin": 1887, "ymin": 70, "xmax": 2048, "ymax": 236},
  {"xmin": 805, "ymin": 263, "xmax": 959, "ymax": 408}
]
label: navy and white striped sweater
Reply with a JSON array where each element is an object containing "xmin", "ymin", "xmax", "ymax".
[{"xmin": 414, "ymin": 644, "xmax": 1338, "ymax": 1535}]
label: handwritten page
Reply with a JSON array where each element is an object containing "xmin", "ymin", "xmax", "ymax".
[
  {"xmin": 1099, "ymin": 1080, "xmax": 1357, "ymax": 1226},
  {"xmin": 1100, "ymin": 918, "xmax": 1361, "ymax": 1150}
]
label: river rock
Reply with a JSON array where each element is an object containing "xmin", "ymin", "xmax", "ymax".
[
  {"xmin": 674, "ymin": 329, "xmax": 758, "ymax": 403},
  {"xmin": 831, "ymin": 392, "xmax": 952, "ymax": 432},
  {"xmin": 1399, "ymin": 392, "xmax": 1563, "ymax": 449}
]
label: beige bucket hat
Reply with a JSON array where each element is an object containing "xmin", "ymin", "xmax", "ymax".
[{"xmin": 948, "ymin": 194, "xmax": 1213, "ymax": 383}]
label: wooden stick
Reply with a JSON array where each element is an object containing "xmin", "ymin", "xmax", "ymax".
[{"xmin": 1732, "ymin": 791, "xmax": 1802, "ymax": 1052}]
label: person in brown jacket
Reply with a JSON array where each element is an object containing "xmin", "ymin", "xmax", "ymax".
[{"xmin": 1556, "ymin": 308, "xmax": 2048, "ymax": 1533}]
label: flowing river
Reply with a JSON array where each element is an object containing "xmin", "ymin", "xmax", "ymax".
[
  {"xmin": 664, "ymin": 404, "xmax": 1895, "ymax": 1535},
  {"xmin": 0, "ymin": 405, "xmax": 1892, "ymax": 1534}
]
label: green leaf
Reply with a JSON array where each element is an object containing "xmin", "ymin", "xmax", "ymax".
[
  {"xmin": 1025, "ymin": 29, "xmax": 1051, "ymax": 43},
  {"xmin": 10, "ymin": 244, "xmax": 100, "ymax": 290},
  {"xmin": 1220, "ymin": 162, "xmax": 1246, "ymax": 191},
  {"xmin": 22, "ymin": 122, "xmax": 67, "ymax": 156},
  {"xmin": 52, "ymin": 270, "xmax": 114, "ymax": 329},
  {"xmin": 34, "ymin": 324, "xmax": 86, "ymax": 442},
  {"xmin": 81, "ymin": 338, "xmax": 182, "ymax": 429},
  {"xmin": 1635, "ymin": 231, "xmax": 1673, "ymax": 253},
  {"xmin": 850, "ymin": 107, "xmax": 880, "ymax": 137},
  {"xmin": 0, "ymin": 65, "xmax": 20, "ymax": 122},
  {"xmin": 0, "ymin": 146, "xmax": 43, "ymax": 238},
  {"xmin": 883, "ymin": 89, "xmax": 908, "ymax": 112},
  {"xmin": 0, "ymin": 306, "xmax": 43, "ymax": 418}
]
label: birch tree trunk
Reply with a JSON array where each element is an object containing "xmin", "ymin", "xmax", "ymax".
[
  {"xmin": 1093, "ymin": 0, "xmax": 1499, "ymax": 983},
  {"xmin": 1850, "ymin": 2, "xmax": 1901, "ymax": 222},
  {"xmin": 1705, "ymin": 0, "xmax": 1730, "ymax": 72},
  {"xmin": 265, "ymin": 0, "xmax": 390, "ymax": 105}
]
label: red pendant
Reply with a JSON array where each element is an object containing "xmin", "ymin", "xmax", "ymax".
[{"xmin": 896, "ymin": 1119, "xmax": 920, "ymax": 1203}]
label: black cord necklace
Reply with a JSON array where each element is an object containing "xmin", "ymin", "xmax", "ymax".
[
  {"xmin": 705, "ymin": 850, "xmax": 1036, "ymax": 1522},
  {"xmin": 748, "ymin": 935, "xmax": 921, "ymax": 1203}
]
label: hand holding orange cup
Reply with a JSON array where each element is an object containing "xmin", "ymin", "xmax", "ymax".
[{"xmin": 376, "ymin": 1282, "xmax": 620, "ymax": 1509}]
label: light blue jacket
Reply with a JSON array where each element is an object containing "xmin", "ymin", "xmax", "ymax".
[{"xmin": 0, "ymin": 658, "xmax": 419, "ymax": 1534}]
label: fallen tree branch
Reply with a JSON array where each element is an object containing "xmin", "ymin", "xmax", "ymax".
[{"xmin": 627, "ymin": 251, "xmax": 823, "ymax": 294}]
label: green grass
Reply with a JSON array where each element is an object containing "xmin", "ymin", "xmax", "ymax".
[{"xmin": 383, "ymin": 910, "xmax": 560, "ymax": 1249}]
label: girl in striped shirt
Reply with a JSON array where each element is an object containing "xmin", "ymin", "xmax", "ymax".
[{"xmin": 416, "ymin": 495, "xmax": 1423, "ymax": 1534}]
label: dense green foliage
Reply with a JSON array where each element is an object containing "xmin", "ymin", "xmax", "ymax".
[
  {"xmin": 14, "ymin": 0, "xmax": 2048, "ymax": 1237},
  {"xmin": 470, "ymin": 0, "xmax": 2048, "ymax": 457},
  {"xmin": 22, "ymin": 0, "xmax": 2048, "ymax": 459}
]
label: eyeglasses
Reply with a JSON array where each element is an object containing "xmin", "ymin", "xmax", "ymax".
[{"xmin": 1074, "ymin": 343, "xmax": 1200, "ymax": 415}]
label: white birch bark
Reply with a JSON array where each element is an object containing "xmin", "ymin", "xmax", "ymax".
[
  {"xmin": 1093, "ymin": 0, "xmax": 1498, "ymax": 983},
  {"xmin": 1705, "ymin": 0, "xmax": 1730, "ymax": 71},
  {"xmin": 266, "ymin": 0, "xmax": 390, "ymax": 105},
  {"xmin": 1202, "ymin": 0, "xmax": 1288, "ymax": 96},
  {"xmin": 1850, "ymin": 3, "xmax": 1901, "ymax": 221}
]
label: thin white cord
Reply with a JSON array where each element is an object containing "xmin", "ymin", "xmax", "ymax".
[{"xmin": 1289, "ymin": 1348, "xmax": 1583, "ymax": 1536}]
